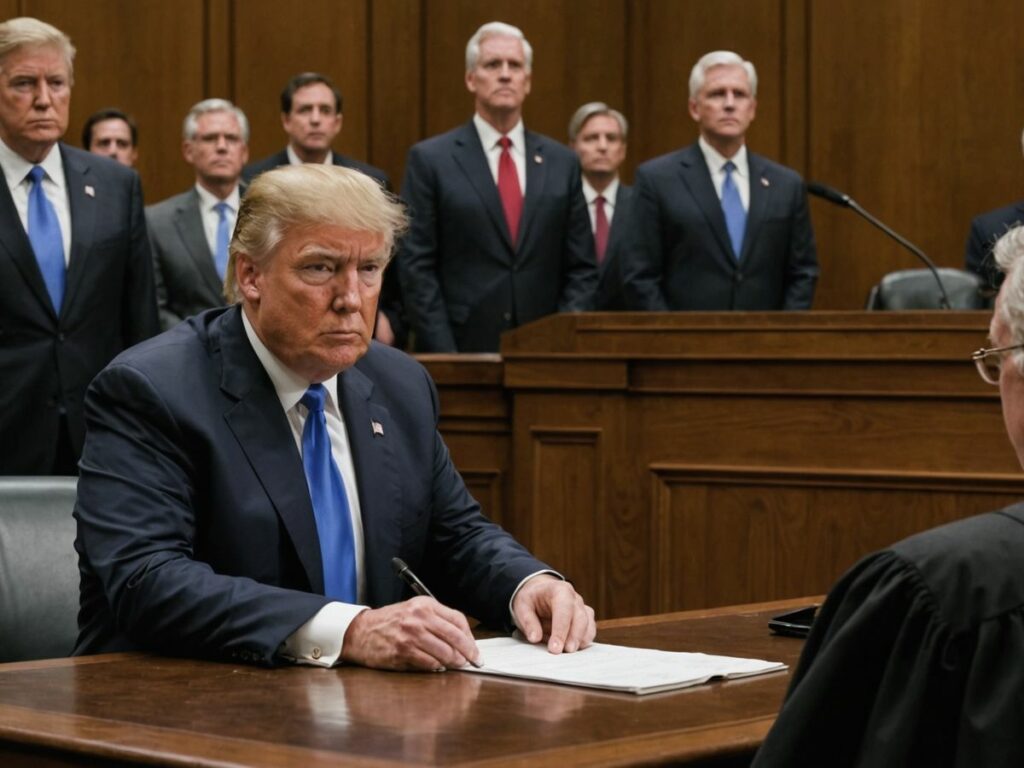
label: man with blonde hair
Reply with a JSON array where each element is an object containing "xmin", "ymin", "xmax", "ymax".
[
  {"xmin": 624, "ymin": 50, "xmax": 818, "ymax": 312},
  {"xmin": 74, "ymin": 164, "xmax": 595, "ymax": 671},
  {"xmin": 0, "ymin": 16, "xmax": 157, "ymax": 475}
]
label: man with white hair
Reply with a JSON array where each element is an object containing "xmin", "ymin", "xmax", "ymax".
[
  {"xmin": 963, "ymin": 127, "xmax": 1024, "ymax": 298},
  {"xmin": 74, "ymin": 164, "xmax": 596, "ymax": 671},
  {"xmin": 146, "ymin": 98, "xmax": 249, "ymax": 329},
  {"xmin": 0, "ymin": 16, "xmax": 157, "ymax": 475},
  {"xmin": 623, "ymin": 50, "xmax": 818, "ymax": 311},
  {"xmin": 398, "ymin": 21, "xmax": 597, "ymax": 352}
]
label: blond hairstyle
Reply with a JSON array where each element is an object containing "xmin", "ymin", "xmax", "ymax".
[
  {"xmin": 224, "ymin": 165, "xmax": 408, "ymax": 303},
  {"xmin": 994, "ymin": 227, "xmax": 1024, "ymax": 367},
  {"xmin": 0, "ymin": 17, "xmax": 75, "ymax": 80}
]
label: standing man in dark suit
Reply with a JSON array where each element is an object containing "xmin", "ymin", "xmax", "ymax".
[
  {"xmin": 398, "ymin": 21, "xmax": 597, "ymax": 352},
  {"xmin": 243, "ymin": 72, "xmax": 405, "ymax": 348},
  {"xmin": 147, "ymin": 99, "xmax": 249, "ymax": 330},
  {"xmin": 0, "ymin": 17, "xmax": 157, "ymax": 475},
  {"xmin": 568, "ymin": 102, "xmax": 633, "ymax": 311},
  {"xmin": 963, "ymin": 127, "xmax": 1024, "ymax": 296},
  {"xmin": 624, "ymin": 50, "xmax": 818, "ymax": 311},
  {"xmin": 74, "ymin": 164, "xmax": 595, "ymax": 670}
]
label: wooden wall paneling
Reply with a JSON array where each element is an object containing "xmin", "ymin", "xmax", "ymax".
[
  {"xmin": 369, "ymin": 0, "xmax": 422, "ymax": 188},
  {"xmin": 232, "ymin": 0, "xmax": 370, "ymax": 173},
  {"xmin": 780, "ymin": 0, "xmax": 809, "ymax": 173},
  {"xmin": 627, "ymin": 0, "xmax": 785, "ymax": 175},
  {"xmin": 205, "ymin": 0, "xmax": 232, "ymax": 99},
  {"xmin": 0, "ymin": 2, "xmax": 20, "ymax": 22},
  {"xmin": 25, "ymin": 0, "xmax": 206, "ymax": 204},
  {"xmin": 650, "ymin": 466, "xmax": 1024, "ymax": 612},
  {"xmin": 807, "ymin": 0, "xmax": 1024, "ymax": 310},
  {"xmin": 420, "ymin": 0, "xmax": 627, "ymax": 165}
]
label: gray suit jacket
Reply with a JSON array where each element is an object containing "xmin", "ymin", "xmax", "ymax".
[
  {"xmin": 623, "ymin": 142, "xmax": 819, "ymax": 311},
  {"xmin": 146, "ymin": 188, "xmax": 227, "ymax": 330}
]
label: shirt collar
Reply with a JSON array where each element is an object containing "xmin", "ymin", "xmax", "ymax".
[
  {"xmin": 194, "ymin": 182, "xmax": 241, "ymax": 212},
  {"xmin": 581, "ymin": 176, "xmax": 619, "ymax": 206},
  {"xmin": 473, "ymin": 113, "xmax": 525, "ymax": 153},
  {"xmin": 286, "ymin": 144, "xmax": 334, "ymax": 166},
  {"xmin": 698, "ymin": 135, "xmax": 748, "ymax": 178},
  {"xmin": 240, "ymin": 307, "xmax": 341, "ymax": 417},
  {"xmin": 0, "ymin": 137, "xmax": 64, "ymax": 193}
]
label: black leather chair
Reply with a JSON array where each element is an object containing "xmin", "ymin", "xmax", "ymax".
[
  {"xmin": 754, "ymin": 507, "xmax": 1024, "ymax": 767},
  {"xmin": 865, "ymin": 268, "xmax": 986, "ymax": 309},
  {"xmin": 0, "ymin": 476, "xmax": 79, "ymax": 662}
]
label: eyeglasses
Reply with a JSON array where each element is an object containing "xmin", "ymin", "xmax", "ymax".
[{"xmin": 972, "ymin": 344, "xmax": 1024, "ymax": 385}]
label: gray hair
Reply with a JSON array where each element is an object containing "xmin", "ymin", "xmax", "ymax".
[
  {"xmin": 465, "ymin": 21, "xmax": 533, "ymax": 72},
  {"xmin": 568, "ymin": 102, "xmax": 628, "ymax": 143},
  {"xmin": 182, "ymin": 98, "xmax": 250, "ymax": 143},
  {"xmin": 994, "ymin": 227, "xmax": 1024, "ymax": 365},
  {"xmin": 224, "ymin": 165, "xmax": 408, "ymax": 303},
  {"xmin": 688, "ymin": 50, "xmax": 757, "ymax": 100},
  {"xmin": 0, "ymin": 17, "xmax": 75, "ymax": 81}
]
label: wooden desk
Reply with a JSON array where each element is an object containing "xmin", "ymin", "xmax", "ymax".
[{"xmin": 0, "ymin": 598, "xmax": 811, "ymax": 767}]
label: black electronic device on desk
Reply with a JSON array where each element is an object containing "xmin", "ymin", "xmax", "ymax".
[{"xmin": 768, "ymin": 605, "xmax": 818, "ymax": 638}]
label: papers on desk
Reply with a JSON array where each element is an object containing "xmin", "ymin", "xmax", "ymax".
[{"xmin": 460, "ymin": 637, "xmax": 787, "ymax": 695}]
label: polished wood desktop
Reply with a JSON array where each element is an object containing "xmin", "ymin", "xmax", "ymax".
[{"xmin": 0, "ymin": 598, "xmax": 812, "ymax": 767}]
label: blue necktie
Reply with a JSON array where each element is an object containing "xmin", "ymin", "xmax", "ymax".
[
  {"xmin": 213, "ymin": 201, "xmax": 231, "ymax": 280},
  {"xmin": 300, "ymin": 384, "xmax": 357, "ymax": 602},
  {"xmin": 721, "ymin": 161, "xmax": 747, "ymax": 260},
  {"xmin": 26, "ymin": 166, "xmax": 66, "ymax": 312}
]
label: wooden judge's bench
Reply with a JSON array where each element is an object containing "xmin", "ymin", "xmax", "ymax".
[{"xmin": 421, "ymin": 311, "xmax": 1023, "ymax": 621}]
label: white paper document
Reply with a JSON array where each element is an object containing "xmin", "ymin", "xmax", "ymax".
[{"xmin": 459, "ymin": 637, "xmax": 787, "ymax": 695}]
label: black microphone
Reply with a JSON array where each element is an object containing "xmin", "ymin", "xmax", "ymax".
[{"xmin": 807, "ymin": 181, "xmax": 952, "ymax": 309}]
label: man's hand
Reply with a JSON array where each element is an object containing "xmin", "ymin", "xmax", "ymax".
[
  {"xmin": 341, "ymin": 597, "xmax": 480, "ymax": 671},
  {"xmin": 512, "ymin": 575, "xmax": 596, "ymax": 654}
]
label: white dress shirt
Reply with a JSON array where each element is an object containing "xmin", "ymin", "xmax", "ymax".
[
  {"xmin": 698, "ymin": 136, "xmax": 750, "ymax": 211},
  {"xmin": 0, "ymin": 138, "xmax": 72, "ymax": 263},
  {"xmin": 194, "ymin": 183, "xmax": 241, "ymax": 259},
  {"xmin": 473, "ymin": 113, "xmax": 527, "ymax": 193},
  {"xmin": 582, "ymin": 177, "xmax": 619, "ymax": 231}
]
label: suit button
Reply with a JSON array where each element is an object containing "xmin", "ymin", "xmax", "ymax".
[
  {"xmin": 503, "ymin": 312, "xmax": 511, "ymax": 322},
  {"xmin": 311, "ymin": 647, "xmax": 322, "ymax": 660},
  {"xmin": 57, "ymin": 333, "xmax": 66, "ymax": 342},
  {"xmin": 734, "ymin": 272, "xmax": 743, "ymax": 283}
]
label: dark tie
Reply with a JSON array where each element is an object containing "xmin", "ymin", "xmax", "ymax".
[
  {"xmin": 26, "ymin": 166, "xmax": 66, "ymax": 312},
  {"xmin": 497, "ymin": 136, "xmax": 523, "ymax": 244},
  {"xmin": 213, "ymin": 201, "xmax": 231, "ymax": 280},
  {"xmin": 721, "ymin": 160, "xmax": 746, "ymax": 260},
  {"xmin": 594, "ymin": 195, "xmax": 610, "ymax": 264},
  {"xmin": 300, "ymin": 384, "xmax": 357, "ymax": 602}
]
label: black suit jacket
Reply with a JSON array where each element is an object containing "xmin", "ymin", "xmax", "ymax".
[
  {"xmin": 963, "ymin": 200, "xmax": 1024, "ymax": 294},
  {"xmin": 146, "ymin": 187, "xmax": 230, "ymax": 330},
  {"xmin": 595, "ymin": 183, "xmax": 634, "ymax": 311},
  {"xmin": 397, "ymin": 121, "xmax": 598, "ymax": 352},
  {"xmin": 241, "ymin": 149, "xmax": 407, "ymax": 347},
  {"xmin": 0, "ymin": 143, "xmax": 158, "ymax": 474},
  {"xmin": 623, "ymin": 143, "xmax": 818, "ymax": 311},
  {"xmin": 73, "ymin": 306, "xmax": 548, "ymax": 664}
]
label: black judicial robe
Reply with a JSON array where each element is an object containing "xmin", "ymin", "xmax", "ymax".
[{"xmin": 753, "ymin": 506, "xmax": 1024, "ymax": 767}]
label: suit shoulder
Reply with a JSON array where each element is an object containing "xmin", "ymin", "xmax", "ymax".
[
  {"xmin": 356, "ymin": 342, "xmax": 428, "ymax": 381},
  {"xmin": 242, "ymin": 151, "xmax": 287, "ymax": 180},
  {"xmin": 146, "ymin": 189, "xmax": 193, "ymax": 218},
  {"xmin": 409, "ymin": 125, "xmax": 466, "ymax": 157},
  {"xmin": 972, "ymin": 200, "xmax": 1024, "ymax": 231},
  {"xmin": 334, "ymin": 154, "xmax": 390, "ymax": 187},
  {"xmin": 636, "ymin": 148, "xmax": 689, "ymax": 178},
  {"xmin": 61, "ymin": 143, "xmax": 138, "ymax": 186},
  {"xmin": 526, "ymin": 131, "xmax": 575, "ymax": 161},
  {"xmin": 749, "ymin": 152, "xmax": 804, "ymax": 185}
]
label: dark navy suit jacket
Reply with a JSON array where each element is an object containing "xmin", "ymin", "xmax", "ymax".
[
  {"xmin": 73, "ymin": 306, "xmax": 547, "ymax": 664},
  {"xmin": 595, "ymin": 183, "xmax": 634, "ymax": 311},
  {"xmin": 623, "ymin": 143, "xmax": 818, "ymax": 311},
  {"xmin": 397, "ymin": 121, "xmax": 597, "ymax": 352},
  {"xmin": 963, "ymin": 200, "xmax": 1024, "ymax": 294},
  {"xmin": 0, "ymin": 143, "xmax": 158, "ymax": 474}
]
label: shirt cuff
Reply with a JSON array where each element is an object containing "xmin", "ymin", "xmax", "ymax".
[
  {"xmin": 508, "ymin": 569, "xmax": 563, "ymax": 630},
  {"xmin": 279, "ymin": 601, "xmax": 368, "ymax": 668}
]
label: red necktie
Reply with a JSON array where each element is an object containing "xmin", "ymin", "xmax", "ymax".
[
  {"xmin": 497, "ymin": 136, "xmax": 522, "ymax": 244},
  {"xmin": 594, "ymin": 195, "xmax": 609, "ymax": 264}
]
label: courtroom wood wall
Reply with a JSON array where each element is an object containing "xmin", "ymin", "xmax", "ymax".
[{"xmin": 9, "ymin": 0, "xmax": 1024, "ymax": 307}]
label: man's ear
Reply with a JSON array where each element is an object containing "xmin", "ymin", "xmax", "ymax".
[{"xmin": 235, "ymin": 253, "xmax": 261, "ymax": 302}]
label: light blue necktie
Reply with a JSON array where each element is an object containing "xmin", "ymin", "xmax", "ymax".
[
  {"xmin": 300, "ymin": 384, "xmax": 357, "ymax": 602},
  {"xmin": 26, "ymin": 166, "xmax": 66, "ymax": 312},
  {"xmin": 213, "ymin": 201, "xmax": 231, "ymax": 280},
  {"xmin": 721, "ymin": 161, "xmax": 747, "ymax": 260}
]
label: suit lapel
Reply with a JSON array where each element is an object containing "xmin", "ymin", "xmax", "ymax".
[
  {"xmin": 216, "ymin": 308, "xmax": 325, "ymax": 594},
  {"xmin": 337, "ymin": 361, "xmax": 403, "ymax": 607},
  {"xmin": 678, "ymin": 144, "xmax": 736, "ymax": 268},
  {"xmin": 61, "ymin": 144, "xmax": 98, "ymax": 318},
  {"xmin": 742, "ymin": 153, "xmax": 770, "ymax": 263},
  {"xmin": 451, "ymin": 121, "xmax": 515, "ymax": 254},
  {"xmin": 175, "ymin": 190, "xmax": 224, "ymax": 299},
  {"xmin": 518, "ymin": 130, "xmax": 547, "ymax": 254},
  {"xmin": 0, "ymin": 165, "xmax": 54, "ymax": 316},
  {"xmin": 602, "ymin": 183, "xmax": 632, "ymax": 274}
]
